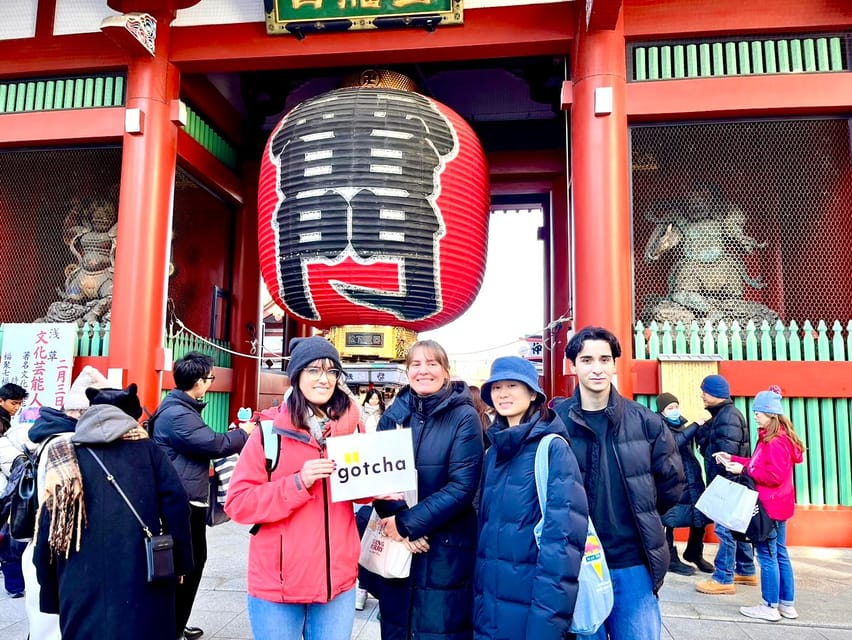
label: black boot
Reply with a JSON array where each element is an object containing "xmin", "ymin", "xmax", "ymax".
[
  {"xmin": 684, "ymin": 526, "xmax": 714, "ymax": 573},
  {"xmin": 668, "ymin": 547, "xmax": 696, "ymax": 576}
]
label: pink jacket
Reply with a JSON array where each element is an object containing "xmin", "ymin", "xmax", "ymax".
[
  {"xmin": 225, "ymin": 400, "xmax": 362, "ymax": 603},
  {"xmin": 731, "ymin": 428, "xmax": 803, "ymax": 521}
]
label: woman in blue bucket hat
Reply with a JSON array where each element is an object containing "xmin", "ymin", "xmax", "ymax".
[{"xmin": 473, "ymin": 356, "xmax": 589, "ymax": 639}]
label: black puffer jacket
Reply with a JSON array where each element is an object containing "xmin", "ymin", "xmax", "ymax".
[
  {"xmin": 553, "ymin": 387, "xmax": 684, "ymax": 593},
  {"xmin": 695, "ymin": 400, "xmax": 750, "ymax": 485},
  {"xmin": 152, "ymin": 390, "xmax": 248, "ymax": 502},
  {"xmin": 660, "ymin": 417, "xmax": 709, "ymax": 529},
  {"xmin": 372, "ymin": 382, "xmax": 484, "ymax": 640}
]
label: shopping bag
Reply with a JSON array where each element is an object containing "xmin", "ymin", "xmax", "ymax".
[
  {"xmin": 358, "ymin": 508, "xmax": 412, "ymax": 579},
  {"xmin": 695, "ymin": 475, "xmax": 758, "ymax": 533}
]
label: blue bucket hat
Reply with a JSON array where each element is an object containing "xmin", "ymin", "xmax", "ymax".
[{"xmin": 481, "ymin": 356, "xmax": 545, "ymax": 408}]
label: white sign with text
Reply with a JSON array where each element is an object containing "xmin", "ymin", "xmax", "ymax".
[{"xmin": 326, "ymin": 428, "xmax": 416, "ymax": 502}]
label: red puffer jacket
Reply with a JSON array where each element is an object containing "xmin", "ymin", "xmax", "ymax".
[{"xmin": 225, "ymin": 400, "xmax": 361, "ymax": 603}]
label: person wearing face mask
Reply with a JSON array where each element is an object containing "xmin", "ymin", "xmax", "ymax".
[
  {"xmin": 370, "ymin": 339, "xmax": 484, "ymax": 640},
  {"xmin": 655, "ymin": 393, "xmax": 713, "ymax": 576}
]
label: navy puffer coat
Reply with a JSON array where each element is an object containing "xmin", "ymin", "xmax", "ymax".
[
  {"xmin": 554, "ymin": 387, "xmax": 684, "ymax": 593},
  {"xmin": 660, "ymin": 417, "xmax": 709, "ymax": 529},
  {"xmin": 371, "ymin": 382, "xmax": 484, "ymax": 640},
  {"xmin": 474, "ymin": 411, "xmax": 588, "ymax": 640},
  {"xmin": 694, "ymin": 400, "xmax": 750, "ymax": 485}
]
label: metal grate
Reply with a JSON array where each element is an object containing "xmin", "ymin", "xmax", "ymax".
[
  {"xmin": 0, "ymin": 147, "xmax": 122, "ymax": 323},
  {"xmin": 630, "ymin": 34, "xmax": 849, "ymax": 81},
  {"xmin": 631, "ymin": 118, "xmax": 852, "ymax": 327}
]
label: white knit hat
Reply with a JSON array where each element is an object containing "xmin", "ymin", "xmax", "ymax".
[{"xmin": 64, "ymin": 365, "xmax": 110, "ymax": 411}]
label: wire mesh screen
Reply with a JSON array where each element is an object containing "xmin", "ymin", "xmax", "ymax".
[
  {"xmin": 0, "ymin": 147, "xmax": 122, "ymax": 323},
  {"xmin": 632, "ymin": 119, "xmax": 852, "ymax": 327}
]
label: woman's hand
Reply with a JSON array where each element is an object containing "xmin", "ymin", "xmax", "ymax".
[
  {"xmin": 724, "ymin": 461, "xmax": 744, "ymax": 475},
  {"xmin": 377, "ymin": 516, "xmax": 402, "ymax": 541},
  {"xmin": 713, "ymin": 451, "xmax": 731, "ymax": 465},
  {"xmin": 299, "ymin": 458, "xmax": 336, "ymax": 489},
  {"xmin": 374, "ymin": 493, "xmax": 405, "ymax": 502},
  {"xmin": 403, "ymin": 537, "xmax": 430, "ymax": 554}
]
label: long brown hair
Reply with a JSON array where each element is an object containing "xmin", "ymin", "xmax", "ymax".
[{"xmin": 762, "ymin": 414, "xmax": 806, "ymax": 454}]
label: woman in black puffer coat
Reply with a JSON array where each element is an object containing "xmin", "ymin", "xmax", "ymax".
[
  {"xmin": 655, "ymin": 393, "xmax": 712, "ymax": 575},
  {"xmin": 370, "ymin": 340, "xmax": 484, "ymax": 640}
]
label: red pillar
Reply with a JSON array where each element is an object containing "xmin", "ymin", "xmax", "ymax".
[
  {"xmin": 549, "ymin": 173, "xmax": 573, "ymax": 399},
  {"xmin": 570, "ymin": 8, "xmax": 634, "ymax": 395},
  {"xmin": 229, "ymin": 163, "xmax": 261, "ymax": 418},
  {"xmin": 109, "ymin": 13, "xmax": 179, "ymax": 412}
]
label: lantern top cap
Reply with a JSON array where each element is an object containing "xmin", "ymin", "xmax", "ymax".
[{"xmin": 340, "ymin": 69, "xmax": 419, "ymax": 93}]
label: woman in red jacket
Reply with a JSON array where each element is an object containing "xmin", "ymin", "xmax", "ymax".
[
  {"xmin": 225, "ymin": 337, "xmax": 362, "ymax": 640},
  {"xmin": 714, "ymin": 386, "xmax": 805, "ymax": 623}
]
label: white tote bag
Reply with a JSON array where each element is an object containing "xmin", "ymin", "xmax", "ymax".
[
  {"xmin": 358, "ymin": 508, "xmax": 412, "ymax": 579},
  {"xmin": 695, "ymin": 475, "xmax": 758, "ymax": 533}
]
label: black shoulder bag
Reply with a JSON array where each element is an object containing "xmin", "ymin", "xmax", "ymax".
[{"xmin": 85, "ymin": 448, "xmax": 175, "ymax": 582}]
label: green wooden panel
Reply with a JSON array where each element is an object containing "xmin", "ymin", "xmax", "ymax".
[
  {"xmin": 725, "ymin": 41, "xmax": 738, "ymax": 75},
  {"xmin": 114, "ymin": 76, "xmax": 125, "ymax": 106},
  {"xmin": 43, "ymin": 81, "xmax": 55, "ymax": 110},
  {"xmin": 0, "ymin": 85, "xmax": 7, "ymax": 114},
  {"xmin": 764, "ymin": 40, "xmax": 777, "ymax": 73},
  {"xmin": 635, "ymin": 48, "xmax": 647, "ymax": 81},
  {"xmin": 699, "ymin": 43, "xmax": 712, "ymax": 76},
  {"xmin": 819, "ymin": 398, "xmax": 838, "ymax": 505},
  {"xmin": 804, "ymin": 398, "xmax": 824, "ymax": 504},
  {"xmin": 828, "ymin": 37, "xmax": 843, "ymax": 71},
  {"xmin": 803, "ymin": 39, "xmax": 817, "ymax": 72},
  {"xmin": 94, "ymin": 77, "xmax": 105, "ymax": 107},
  {"xmin": 83, "ymin": 77, "xmax": 95, "ymax": 107},
  {"xmin": 789, "ymin": 39, "xmax": 804, "ymax": 72},
  {"xmin": 712, "ymin": 42, "xmax": 725, "ymax": 76},
  {"xmin": 738, "ymin": 41, "xmax": 751, "ymax": 75},
  {"xmin": 789, "ymin": 397, "xmax": 810, "ymax": 504},
  {"xmin": 62, "ymin": 79, "xmax": 74, "ymax": 109},
  {"xmin": 751, "ymin": 41, "xmax": 764, "ymax": 74},
  {"xmin": 73, "ymin": 78, "xmax": 84, "ymax": 108},
  {"xmin": 777, "ymin": 40, "xmax": 790, "ymax": 73},
  {"xmin": 24, "ymin": 81, "xmax": 36, "ymax": 111},
  {"xmin": 201, "ymin": 391, "xmax": 231, "ymax": 433},
  {"xmin": 815, "ymin": 37, "xmax": 830, "ymax": 71},
  {"xmin": 661, "ymin": 45, "xmax": 672, "ymax": 79},
  {"xmin": 686, "ymin": 44, "xmax": 698, "ymax": 77},
  {"xmin": 759, "ymin": 321, "xmax": 773, "ymax": 360},
  {"xmin": 673, "ymin": 44, "xmax": 685, "ymax": 78},
  {"xmin": 15, "ymin": 82, "xmax": 26, "ymax": 112},
  {"xmin": 834, "ymin": 399, "xmax": 851, "ymax": 505},
  {"xmin": 634, "ymin": 322, "xmax": 647, "ymax": 360},
  {"xmin": 104, "ymin": 77, "xmax": 115, "ymax": 106},
  {"xmin": 35, "ymin": 81, "xmax": 47, "ymax": 111},
  {"xmin": 53, "ymin": 79, "xmax": 65, "ymax": 109}
]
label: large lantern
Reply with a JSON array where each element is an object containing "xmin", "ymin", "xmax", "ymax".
[{"xmin": 257, "ymin": 71, "xmax": 490, "ymax": 336}]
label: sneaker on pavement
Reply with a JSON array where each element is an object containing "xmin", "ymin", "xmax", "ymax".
[
  {"xmin": 779, "ymin": 604, "xmax": 799, "ymax": 619},
  {"xmin": 6, "ymin": 591, "xmax": 25, "ymax": 599},
  {"xmin": 355, "ymin": 587, "xmax": 368, "ymax": 611},
  {"xmin": 740, "ymin": 604, "xmax": 781, "ymax": 621},
  {"xmin": 696, "ymin": 578, "xmax": 736, "ymax": 594},
  {"xmin": 184, "ymin": 626, "xmax": 204, "ymax": 640},
  {"xmin": 735, "ymin": 573, "xmax": 759, "ymax": 586}
]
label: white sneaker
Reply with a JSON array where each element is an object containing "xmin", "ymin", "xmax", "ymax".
[
  {"xmin": 779, "ymin": 604, "xmax": 799, "ymax": 619},
  {"xmin": 355, "ymin": 587, "xmax": 368, "ymax": 611},
  {"xmin": 740, "ymin": 604, "xmax": 781, "ymax": 622}
]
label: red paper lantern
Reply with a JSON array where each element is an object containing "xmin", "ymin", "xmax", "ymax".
[{"xmin": 257, "ymin": 86, "xmax": 489, "ymax": 331}]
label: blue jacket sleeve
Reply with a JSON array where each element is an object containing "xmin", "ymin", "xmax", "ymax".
[
  {"xmin": 395, "ymin": 409, "xmax": 484, "ymax": 541},
  {"xmin": 525, "ymin": 438, "xmax": 589, "ymax": 640},
  {"xmin": 164, "ymin": 408, "xmax": 248, "ymax": 460}
]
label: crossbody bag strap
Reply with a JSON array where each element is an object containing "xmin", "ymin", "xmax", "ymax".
[{"xmin": 84, "ymin": 447, "xmax": 153, "ymax": 539}]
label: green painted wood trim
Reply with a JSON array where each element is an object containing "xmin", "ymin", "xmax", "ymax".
[
  {"xmin": 630, "ymin": 34, "xmax": 849, "ymax": 81},
  {"xmin": 182, "ymin": 103, "xmax": 238, "ymax": 170},
  {"xmin": 0, "ymin": 74, "xmax": 126, "ymax": 114}
]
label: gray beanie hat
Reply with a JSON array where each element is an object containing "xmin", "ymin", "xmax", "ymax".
[{"xmin": 287, "ymin": 337, "xmax": 342, "ymax": 379}]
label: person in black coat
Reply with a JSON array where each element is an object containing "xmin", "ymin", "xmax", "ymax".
[
  {"xmin": 694, "ymin": 374, "xmax": 757, "ymax": 595},
  {"xmin": 654, "ymin": 392, "xmax": 712, "ymax": 576},
  {"xmin": 370, "ymin": 340, "xmax": 484, "ymax": 640},
  {"xmin": 153, "ymin": 351, "xmax": 255, "ymax": 640},
  {"xmin": 553, "ymin": 327, "xmax": 683, "ymax": 640},
  {"xmin": 35, "ymin": 384, "xmax": 193, "ymax": 640},
  {"xmin": 474, "ymin": 356, "xmax": 588, "ymax": 640}
]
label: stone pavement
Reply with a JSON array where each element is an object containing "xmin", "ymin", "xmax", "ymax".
[{"xmin": 2, "ymin": 521, "xmax": 851, "ymax": 639}]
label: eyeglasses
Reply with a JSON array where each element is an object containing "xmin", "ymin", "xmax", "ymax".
[
  {"xmin": 303, "ymin": 367, "xmax": 344, "ymax": 381},
  {"xmin": 204, "ymin": 375, "xmax": 216, "ymax": 382}
]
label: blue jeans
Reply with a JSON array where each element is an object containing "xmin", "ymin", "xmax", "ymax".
[
  {"xmin": 712, "ymin": 523, "xmax": 755, "ymax": 584},
  {"xmin": 247, "ymin": 587, "xmax": 355, "ymax": 640},
  {"xmin": 590, "ymin": 564, "xmax": 661, "ymax": 640},
  {"xmin": 0, "ymin": 533, "xmax": 26, "ymax": 594},
  {"xmin": 754, "ymin": 520, "xmax": 794, "ymax": 607}
]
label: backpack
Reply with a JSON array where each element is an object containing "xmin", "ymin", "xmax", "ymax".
[
  {"xmin": 534, "ymin": 433, "xmax": 614, "ymax": 636},
  {"xmin": 0, "ymin": 448, "xmax": 38, "ymax": 540},
  {"xmin": 730, "ymin": 474, "xmax": 776, "ymax": 543},
  {"xmin": 248, "ymin": 418, "xmax": 279, "ymax": 536}
]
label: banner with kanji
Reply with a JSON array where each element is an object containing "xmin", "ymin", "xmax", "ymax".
[{"xmin": 1, "ymin": 323, "xmax": 76, "ymax": 423}]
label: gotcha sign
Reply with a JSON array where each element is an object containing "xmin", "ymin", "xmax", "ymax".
[{"xmin": 326, "ymin": 428, "xmax": 416, "ymax": 502}]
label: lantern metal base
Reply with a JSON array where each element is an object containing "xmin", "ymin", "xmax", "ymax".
[{"xmin": 327, "ymin": 324, "xmax": 417, "ymax": 361}]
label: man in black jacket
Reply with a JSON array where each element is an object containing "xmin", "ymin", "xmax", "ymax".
[
  {"xmin": 554, "ymin": 326, "xmax": 684, "ymax": 640},
  {"xmin": 153, "ymin": 352, "xmax": 255, "ymax": 640},
  {"xmin": 694, "ymin": 374, "xmax": 757, "ymax": 595}
]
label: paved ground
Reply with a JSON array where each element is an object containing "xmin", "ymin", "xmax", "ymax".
[{"xmin": 2, "ymin": 521, "xmax": 851, "ymax": 639}]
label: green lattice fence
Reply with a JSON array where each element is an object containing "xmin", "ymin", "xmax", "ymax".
[{"xmin": 634, "ymin": 319, "xmax": 852, "ymax": 508}]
